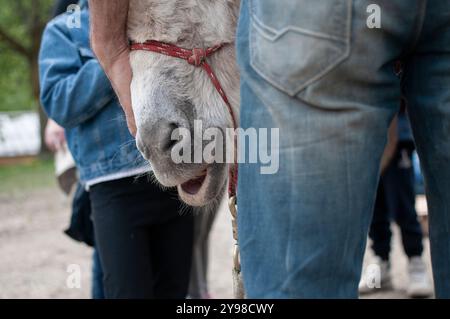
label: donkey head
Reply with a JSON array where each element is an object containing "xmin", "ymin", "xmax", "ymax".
[{"xmin": 128, "ymin": 0, "xmax": 240, "ymax": 207}]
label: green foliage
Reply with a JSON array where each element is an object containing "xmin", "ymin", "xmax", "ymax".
[
  {"xmin": 0, "ymin": 0, "xmax": 54, "ymax": 111},
  {"xmin": 0, "ymin": 158, "xmax": 56, "ymax": 194},
  {"xmin": 0, "ymin": 47, "xmax": 34, "ymax": 111}
]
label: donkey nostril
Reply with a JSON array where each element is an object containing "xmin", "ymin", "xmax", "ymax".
[
  {"xmin": 161, "ymin": 122, "xmax": 181, "ymax": 152},
  {"xmin": 139, "ymin": 119, "xmax": 187, "ymax": 159}
]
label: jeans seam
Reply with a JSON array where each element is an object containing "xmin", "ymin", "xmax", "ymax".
[
  {"xmin": 340, "ymin": 116, "xmax": 354, "ymax": 297},
  {"xmin": 252, "ymin": 14, "xmax": 348, "ymax": 44}
]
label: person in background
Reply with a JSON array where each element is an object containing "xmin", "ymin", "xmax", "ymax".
[
  {"xmin": 39, "ymin": 0, "xmax": 193, "ymax": 298},
  {"xmin": 359, "ymin": 104, "xmax": 433, "ymax": 298},
  {"xmin": 45, "ymin": 117, "xmax": 105, "ymax": 299},
  {"xmin": 45, "ymin": 0, "xmax": 105, "ymax": 300}
]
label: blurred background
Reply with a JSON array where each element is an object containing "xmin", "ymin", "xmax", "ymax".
[
  {"xmin": 0, "ymin": 0, "xmax": 433, "ymax": 299},
  {"xmin": 0, "ymin": 0, "xmax": 54, "ymax": 158},
  {"xmin": 0, "ymin": 0, "xmax": 90, "ymax": 298}
]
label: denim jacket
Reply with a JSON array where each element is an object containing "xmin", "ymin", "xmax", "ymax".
[{"xmin": 39, "ymin": 0, "xmax": 149, "ymax": 183}]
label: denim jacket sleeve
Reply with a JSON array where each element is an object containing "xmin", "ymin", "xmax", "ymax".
[{"xmin": 39, "ymin": 20, "xmax": 115, "ymax": 129}]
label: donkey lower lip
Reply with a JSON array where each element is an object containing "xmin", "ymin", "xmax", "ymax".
[{"xmin": 180, "ymin": 172, "xmax": 207, "ymax": 195}]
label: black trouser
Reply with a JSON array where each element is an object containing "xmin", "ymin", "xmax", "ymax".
[
  {"xmin": 369, "ymin": 143, "xmax": 424, "ymax": 260},
  {"xmin": 90, "ymin": 175, "xmax": 193, "ymax": 299}
]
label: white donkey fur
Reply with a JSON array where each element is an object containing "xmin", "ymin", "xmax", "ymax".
[{"xmin": 128, "ymin": 0, "xmax": 241, "ymax": 206}]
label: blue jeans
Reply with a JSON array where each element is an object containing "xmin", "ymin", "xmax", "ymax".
[{"xmin": 237, "ymin": 0, "xmax": 450, "ymax": 298}]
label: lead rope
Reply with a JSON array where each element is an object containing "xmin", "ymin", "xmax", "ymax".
[
  {"xmin": 228, "ymin": 195, "xmax": 245, "ymax": 298},
  {"xmin": 130, "ymin": 40, "xmax": 244, "ymax": 299}
]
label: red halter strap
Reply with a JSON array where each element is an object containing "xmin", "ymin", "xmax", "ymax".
[{"xmin": 130, "ymin": 40, "xmax": 238, "ymax": 196}]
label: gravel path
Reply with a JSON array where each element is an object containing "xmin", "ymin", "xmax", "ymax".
[{"xmin": 0, "ymin": 188, "xmax": 433, "ymax": 299}]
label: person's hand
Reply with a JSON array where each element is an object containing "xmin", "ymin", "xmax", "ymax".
[
  {"xmin": 45, "ymin": 119, "xmax": 66, "ymax": 152},
  {"xmin": 89, "ymin": 0, "xmax": 136, "ymax": 136},
  {"xmin": 97, "ymin": 46, "xmax": 137, "ymax": 136}
]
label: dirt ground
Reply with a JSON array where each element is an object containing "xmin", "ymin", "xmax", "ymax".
[{"xmin": 0, "ymin": 186, "xmax": 433, "ymax": 299}]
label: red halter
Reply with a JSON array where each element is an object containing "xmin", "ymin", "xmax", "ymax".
[{"xmin": 130, "ymin": 40, "xmax": 238, "ymax": 196}]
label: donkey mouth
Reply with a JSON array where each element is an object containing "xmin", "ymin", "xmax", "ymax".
[
  {"xmin": 178, "ymin": 168, "xmax": 211, "ymax": 206},
  {"xmin": 177, "ymin": 164, "xmax": 226, "ymax": 207},
  {"xmin": 180, "ymin": 170, "xmax": 207, "ymax": 195}
]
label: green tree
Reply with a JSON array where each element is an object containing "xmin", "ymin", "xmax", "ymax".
[{"xmin": 0, "ymin": 0, "xmax": 55, "ymax": 153}]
